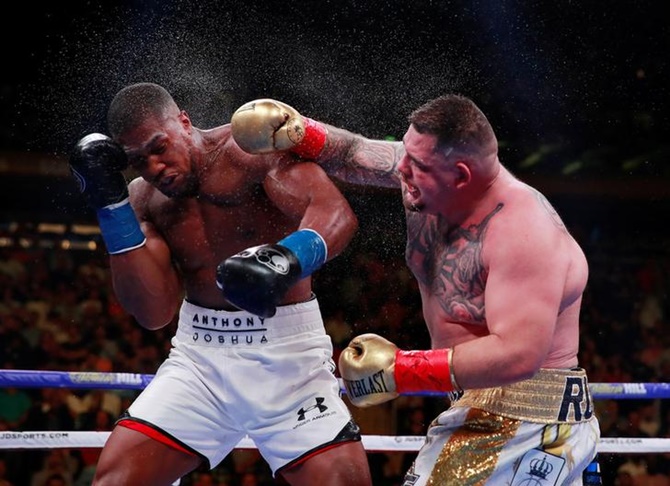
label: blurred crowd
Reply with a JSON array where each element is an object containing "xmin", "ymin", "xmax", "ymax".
[{"xmin": 0, "ymin": 208, "xmax": 668, "ymax": 485}]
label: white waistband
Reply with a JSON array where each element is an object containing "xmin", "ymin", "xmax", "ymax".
[{"xmin": 175, "ymin": 298, "xmax": 324, "ymax": 347}]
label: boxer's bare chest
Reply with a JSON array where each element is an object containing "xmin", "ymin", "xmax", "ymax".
[
  {"xmin": 148, "ymin": 184, "xmax": 294, "ymax": 274},
  {"xmin": 405, "ymin": 204, "xmax": 503, "ymax": 325}
]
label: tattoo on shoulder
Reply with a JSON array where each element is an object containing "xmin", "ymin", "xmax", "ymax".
[{"xmin": 532, "ymin": 188, "xmax": 567, "ymax": 231}]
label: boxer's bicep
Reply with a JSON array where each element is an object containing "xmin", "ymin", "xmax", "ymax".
[
  {"xmin": 484, "ymin": 223, "xmax": 567, "ymax": 362},
  {"xmin": 264, "ymin": 161, "xmax": 357, "ymax": 260}
]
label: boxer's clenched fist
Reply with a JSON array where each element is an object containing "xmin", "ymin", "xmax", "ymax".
[
  {"xmin": 338, "ymin": 333, "xmax": 400, "ymax": 407},
  {"xmin": 216, "ymin": 242, "xmax": 301, "ymax": 318},
  {"xmin": 231, "ymin": 99, "xmax": 327, "ymax": 159},
  {"xmin": 69, "ymin": 133, "xmax": 129, "ymax": 210},
  {"xmin": 216, "ymin": 229, "xmax": 327, "ymax": 318},
  {"xmin": 339, "ymin": 333, "xmax": 459, "ymax": 408},
  {"xmin": 69, "ymin": 133, "xmax": 146, "ymax": 255}
]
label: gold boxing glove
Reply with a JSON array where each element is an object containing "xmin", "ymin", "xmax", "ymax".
[
  {"xmin": 338, "ymin": 333, "xmax": 400, "ymax": 407},
  {"xmin": 339, "ymin": 333, "xmax": 459, "ymax": 408},
  {"xmin": 231, "ymin": 99, "xmax": 327, "ymax": 159}
]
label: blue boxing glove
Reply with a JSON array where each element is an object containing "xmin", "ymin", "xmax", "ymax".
[
  {"xmin": 69, "ymin": 133, "xmax": 146, "ymax": 255},
  {"xmin": 216, "ymin": 229, "xmax": 327, "ymax": 318}
]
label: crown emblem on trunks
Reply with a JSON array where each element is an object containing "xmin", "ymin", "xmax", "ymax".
[{"xmin": 529, "ymin": 456, "xmax": 553, "ymax": 479}]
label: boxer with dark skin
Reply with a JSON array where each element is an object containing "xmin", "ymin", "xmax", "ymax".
[
  {"xmin": 68, "ymin": 83, "xmax": 371, "ymax": 486},
  {"xmin": 232, "ymin": 96, "xmax": 601, "ymax": 485}
]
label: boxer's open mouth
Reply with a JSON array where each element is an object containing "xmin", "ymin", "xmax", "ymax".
[{"xmin": 159, "ymin": 174, "xmax": 177, "ymax": 190}]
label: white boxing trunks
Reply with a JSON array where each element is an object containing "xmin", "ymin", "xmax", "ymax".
[
  {"xmin": 123, "ymin": 297, "xmax": 360, "ymax": 474},
  {"xmin": 403, "ymin": 368, "xmax": 600, "ymax": 486}
]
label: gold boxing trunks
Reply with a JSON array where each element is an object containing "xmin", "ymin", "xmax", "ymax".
[{"xmin": 402, "ymin": 368, "xmax": 600, "ymax": 486}]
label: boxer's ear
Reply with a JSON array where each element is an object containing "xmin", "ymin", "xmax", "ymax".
[
  {"xmin": 178, "ymin": 110, "xmax": 192, "ymax": 131},
  {"xmin": 453, "ymin": 161, "xmax": 471, "ymax": 189}
]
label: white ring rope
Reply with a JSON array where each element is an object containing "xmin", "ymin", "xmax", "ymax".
[{"xmin": 0, "ymin": 431, "xmax": 666, "ymax": 454}]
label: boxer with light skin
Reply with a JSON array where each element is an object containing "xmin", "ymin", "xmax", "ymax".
[
  {"xmin": 232, "ymin": 96, "xmax": 602, "ymax": 485},
  {"xmin": 68, "ymin": 83, "xmax": 372, "ymax": 486}
]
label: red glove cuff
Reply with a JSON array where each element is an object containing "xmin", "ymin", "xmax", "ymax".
[
  {"xmin": 394, "ymin": 349, "xmax": 458, "ymax": 394},
  {"xmin": 292, "ymin": 117, "xmax": 327, "ymax": 160}
]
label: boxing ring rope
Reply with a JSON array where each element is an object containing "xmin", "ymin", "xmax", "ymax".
[
  {"xmin": 1, "ymin": 369, "xmax": 669, "ymax": 454},
  {"xmin": 1, "ymin": 431, "xmax": 665, "ymax": 454}
]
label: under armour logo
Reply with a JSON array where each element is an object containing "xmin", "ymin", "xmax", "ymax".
[{"xmin": 297, "ymin": 397, "xmax": 328, "ymax": 421}]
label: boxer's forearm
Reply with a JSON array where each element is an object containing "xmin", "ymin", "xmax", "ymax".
[
  {"xmin": 319, "ymin": 125, "xmax": 403, "ymax": 188},
  {"xmin": 110, "ymin": 244, "xmax": 181, "ymax": 330},
  {"xmin": 230, "ymin": 98, "xmax": 402, "ymax": 187}
]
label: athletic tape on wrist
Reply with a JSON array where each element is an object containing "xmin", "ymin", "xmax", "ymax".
[
  {"xmin": 292, "ymin": 118, "xmax": 327, "ymax": 160},
  {"xmin": 395, "ymin": 349, "xmax": 454, "ymax": 394},
  {"xmin": 96, "ymin": 198, "xmax": 146, "ymax": 255},
  {"xmin": 277, "ymin": 229, "xmax": 327, "ymax": 278}
]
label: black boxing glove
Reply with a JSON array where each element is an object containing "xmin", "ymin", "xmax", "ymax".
[
  {"xmin": 216, "ymin": 229, "xmax": 327, "ymax": 318},
  {"xmin": 69, "ymin": 133, "xmax": 129, "ymax": 209},
  {"xmin": 69, "ymin": 133, "xmax": 146, "ymax": 254}
]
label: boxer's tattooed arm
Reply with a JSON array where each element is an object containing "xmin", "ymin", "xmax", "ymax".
[
  {"xmin": 318, "ymin": 126, "xmax": 402, "ymax": 188},
  {"xmin": 406, "ymin": 205, "xmax": 503, "ymax": 323}
]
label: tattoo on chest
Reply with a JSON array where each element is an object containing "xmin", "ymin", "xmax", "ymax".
[{"xmin": 406, "ymin": 204, "xmax": 503, "ymax": 322}]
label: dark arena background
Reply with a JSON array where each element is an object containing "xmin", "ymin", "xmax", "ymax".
[{"xmin": 1, "ymin": 1, "xmax": 669, "ymax": 484}]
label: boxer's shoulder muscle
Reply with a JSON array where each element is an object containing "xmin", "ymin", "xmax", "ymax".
[{"xmin": 127, "ymin": 177, "xmax": 157, "ymax": 219}]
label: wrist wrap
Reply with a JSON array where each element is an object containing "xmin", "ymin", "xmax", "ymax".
[
  {"xmin": 292, "ymin": 118, "xmax": 327, "ymax": 160},
  {"xmin": 394, "ymin": 349, "xmax": 456, "ymax": 394},
  {"xmin": 277, "ymin": 229, "xmax": 327, "ymax": 278},
  {"xmin": 96, "ymin": 198, "xmax": 146, "ymax": 255}
]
